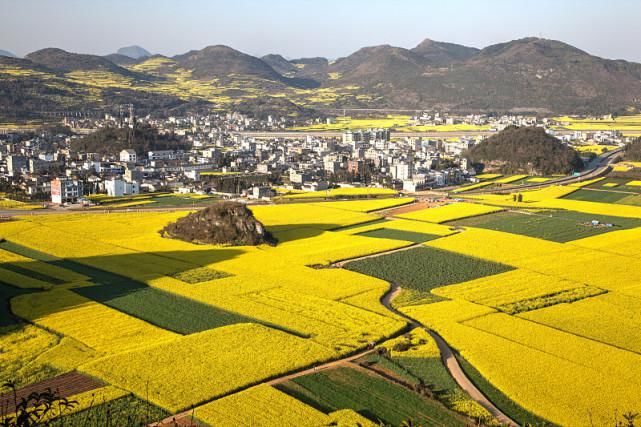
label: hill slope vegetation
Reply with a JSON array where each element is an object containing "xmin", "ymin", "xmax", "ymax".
[
  {"xmin": 2, "ymin": 37, "xmax": 641, "ymax": 120},
  {"xmin": 468, "ymin": 126, "xmax": 584, "ymax": 175}
]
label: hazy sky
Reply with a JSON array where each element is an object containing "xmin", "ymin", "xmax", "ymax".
[{"xmin": 3, "ymin": 0, "xmax": 641, "ymax": 62}]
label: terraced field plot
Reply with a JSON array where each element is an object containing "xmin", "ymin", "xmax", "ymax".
[
  {"xmin": 448, "ymin": 209, "xmax": 641, "ymax": 242},
  {"xmin": 345, "ymin": 246, "xmax": 513, "ymax": 293},
  {"xmin": 277, "ymin": 366, "xmax": 465, "ymax": 426},
  {"xmin": 355, "ymin": 228, "xmax": 441, "ymax": 243},
  {"xmin": 563, "ymin": 188, "xmax": 641, "ymax": 205}
]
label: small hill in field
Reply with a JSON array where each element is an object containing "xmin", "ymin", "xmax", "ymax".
[
  {"xmin": 160, "ymin": 202, "xmax": 275, "ymax": 246},
  {"xmin": 468, "ymin": 126, "xmax": 584, "ymax": 175}
]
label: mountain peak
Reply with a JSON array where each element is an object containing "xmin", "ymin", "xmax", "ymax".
[
  {"xmin": 0, "ymin": 49, "xmax": 17, "ymax": 58},
  {"xmin": 116, "ymin": 45, "xmax": 151, "ymax": 59},
  {"xmin": 411, "ymin": 38, "xmax": 479, "ymax": 64}
]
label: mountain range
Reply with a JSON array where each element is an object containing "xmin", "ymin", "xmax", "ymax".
[{"xmin": 1, "ymin": 37, "xmax": 641, "ymax": 121}]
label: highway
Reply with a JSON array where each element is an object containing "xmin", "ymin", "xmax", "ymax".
[{"xmin": 459, "ymin": 148, "xmax": 623, "ymax": 195}]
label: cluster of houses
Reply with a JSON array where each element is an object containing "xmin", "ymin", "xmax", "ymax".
[{"xmin": 0, "ymin": 111, "xmax": 628, "ymax": 206}]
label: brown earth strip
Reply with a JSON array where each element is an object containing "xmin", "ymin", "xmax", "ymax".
[{"xmin": 0, "ymin": 372, "xmax": 103, "ymax": 410}]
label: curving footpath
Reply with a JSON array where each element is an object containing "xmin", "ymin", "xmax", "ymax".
[
  {"xmin": 156, "ymin": 244, "xmax": 519, "ymax": 427},
  {"xmin": 377, "ymin": 282, "xmax": 518, "ymax": 426}
]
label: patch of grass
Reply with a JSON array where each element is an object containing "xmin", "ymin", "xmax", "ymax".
[
  {"xmin": 455, "ymin": 355, "xmax": 557, "ymax": 427},
  {"xmin": 171, "ymin": 267, "xmax": 230, "ymax": 284},
  {"xmin": 1, "ymin": 263, "xmax": 65, "ymax": 285},
  {"xmin": 277, "ymin": 366, "xmax": 465, "ymax": 426},
  {"xmin": 356, "ymin": 228, "xmax": 440, "ymax": 243},
  {"xmin": 0, "ymin": 240, "xmax": 251, "ymax": 334},
  {"xmin": 562, "ymin": 189, "xmax": 629, "ymax": 204},
  {"xmin": 0, "ymin": 282, "xmax": 39, "ymax": 326},
  {"xmin": 73, "ymin": 282, "xmax": 251, "ymax": 335},
  {"xmin": 345, "ymin": 247, "xmax": 513, "ymax": 293},
  {"xmin": 51, "ymin": 395, "xmax": 171, "ymax": 427},
  {"xmin": 449, "ymin": 210, "xmax": 641, "ymax": 242}
]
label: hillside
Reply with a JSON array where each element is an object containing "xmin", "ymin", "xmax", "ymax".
[
  {"xmin": 624, "ymin": 137, "xmax": 641, "ymax": 161},
  {"xmin": 160, "ymin": 202, "xmax": 275, "ymax": 245},
  {"xmin": 71, "ymin": 125, "xmax": 190, "ymax": 156},
  {"xmin": 467, "ymin": 126, "xmax": 584, "ymax": 175},
  {"xmin": 410, "ymin": 38, "xmax": 480, "ymax": 65},
  {"xmin": 173, "ymin": 45, "xmax": 285, "ymax": 82},
  {"xmin": 26, "ymin": 48, "xmax": 139, "ymax": 76},
  {"xmin": 3, "ymin": 37, "xmax": 641, "ymax": 120}
]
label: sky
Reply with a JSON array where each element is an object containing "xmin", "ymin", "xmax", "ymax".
[{"xmin": 2, "ymin": 0, "xmax": 641, "ymax": 62}]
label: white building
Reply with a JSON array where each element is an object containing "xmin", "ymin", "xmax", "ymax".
[
  {"xmin": 119, "ymin": 149, "xmax": 137, "ymax": 163},
  {"xmin": 105, "ymin": 178, "xmax": 140, "ymax": 197},
  {"xmin": 391, "ymin": 163, "xmax": 412, "ymax": 180},
  {"xmin": 148, "ymin": 150, "xmax": 177, "ymax": 161},
  {"xmin": 51, "ymin": 177, "xmax": 83, "ymax": 205}
]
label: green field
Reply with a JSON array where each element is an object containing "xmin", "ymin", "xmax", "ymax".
[
  {"xmin": 0, "ymin": 283, "xmax": 36, "ymax": 326},
  {"xmin": 277, "ymin": 366, "xmax": 465, "ymax": 426},
  {"xmin": 49, "ymin": 395, "xmax": 170, "ymax": 427},
  {"xmin": 563, "ymin": 188, "xmax": 641, "ymax": 206},
  {"xmin": 345, "ymin": 246, "xmax": 513, "ymax": 292},
  {"xmin": 449, "ymin": 210, "xmax": 641, "ymax": 242},
  {"xmin": 0, "ymin": 241, "xmax": 253, "ymax": 334},
  {"xmin": 356, "ymin": 228, "xmax": 441, "ymax": 243},
  {"xmin": 0, "ymin": 263, "xmax": 65, "ymax": 285},
  {"xmin": 74, "ymin": 282, "xmax": 251, "ymax": 335}
]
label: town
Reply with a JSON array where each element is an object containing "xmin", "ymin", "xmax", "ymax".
[{"xmin": 0, "ymin": 110, "xmax": 628, "ymax": 207}]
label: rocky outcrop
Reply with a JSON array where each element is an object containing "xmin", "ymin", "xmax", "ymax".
[{"xmin": 160, "ymin": 202, "xmax": 275, "ymax": 246}]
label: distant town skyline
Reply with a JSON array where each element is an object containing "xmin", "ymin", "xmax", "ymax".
[{"xmin": 3, "ymin": 0, "xmax": 641, "ymax": 62}]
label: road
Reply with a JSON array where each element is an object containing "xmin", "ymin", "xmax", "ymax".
[
  {"xmin": 461, "ymin": 148, "xmax": 623, "ymax": 196},
  {"xmin": 379, "ymin": 284, "xmax": 518, "ymax": 426}
]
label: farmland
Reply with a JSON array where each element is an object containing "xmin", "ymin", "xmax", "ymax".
[
  {"xmin": 345, "ymin": 246, "xmax": 514, "ymax": 297},
  {"xmin": 276, "ymin": 366, "xmax": 465, "ymax": 426},
  {"xmin": 448, "ymin": 209, "xmax": 641, "ymax": 242},
  {"xmin": 2, "ymin": 191, "xmax": 641, "ymax": 426}
]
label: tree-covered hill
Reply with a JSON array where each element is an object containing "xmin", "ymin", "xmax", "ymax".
[
  {"xmin": 71, "ymin": 125, "xmax": 190, "ymax": 157},
  {"xmin": 467, "ymin": 126, "xmax": 584, "ymax": 175}
]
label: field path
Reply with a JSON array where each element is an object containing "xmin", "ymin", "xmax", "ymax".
[
  {"xmin": 340, "ymin": 260, "xmax": 519, "ymax": 426},
  {"xmin": 157, "ymin": 246, "xmax": 518, "ymax": 426}
]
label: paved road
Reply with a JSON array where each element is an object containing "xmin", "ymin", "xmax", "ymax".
[{"xmin": 461, "ymin": 148, "xmax": 623, "ymax": 196}]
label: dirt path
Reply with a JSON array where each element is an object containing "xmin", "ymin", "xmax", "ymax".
[
  {"xmin": 376, "ymin": 283, "xmax": 518, "ymax": 426},
  {"xmin": 266, "ymin": 349, "xmax": 377, "ymax": 386}
]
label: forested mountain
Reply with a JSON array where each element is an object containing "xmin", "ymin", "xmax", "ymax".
[{"xmin": 2, "ymin": 37, "xmax": 641, "ymax": 120}]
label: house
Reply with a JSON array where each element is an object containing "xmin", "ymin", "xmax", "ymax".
[
  {"xmin": 105, "ymin": 178, "xmax": 140, "ymax": 197},
  {"xmin": 51, "ymin": 177, "xmax": 84, "ymax": 204},
  {"xmin": 119, "ymin": 149, "xmax": 137, "ymax": 163}
]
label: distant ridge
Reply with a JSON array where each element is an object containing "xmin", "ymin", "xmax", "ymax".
[
  {"xmin": 116, "ymin": 45, "xmax": 151, "ymax": 59},
  {"xmin": 3, "ymin": 36, "xmax": 641, "ymax": 120},
  {"xmin": 0, "ymin": 49, "xmax": 17, "ymax": 58}
]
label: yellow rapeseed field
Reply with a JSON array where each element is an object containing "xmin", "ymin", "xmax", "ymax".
[
  {"xmin": 81, "ymin": 323, "xmax": 336, "ymax": 412},
  {"xmin": 493, "ymin": 174, "xmax": 528, "ymax": 184},
  {"xmin": 280, "ymin": 187, "xmax": 397, "ymax": 199},
  {"xmin": 194, "ymin": 384, "xmax": 330, "ymax": 427},
  {"xmin": 396, "ymin": 202, "xmax": 503, "ymax": 223},
  {"xmin": 12, "ymin": 289, "xmax": 179, "ymax": 353},
  {"xmin": 403, "ymin": 302, "xmax": 641, "ymax": 426}
]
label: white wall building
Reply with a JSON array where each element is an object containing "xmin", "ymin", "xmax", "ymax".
[
  {"xmin": 105, "ymin": 178, "xmax": 140, "ymax": 197},
  {"xmin": 119, "ymin": 149, "xmax": 137, "ymax": 163}
]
